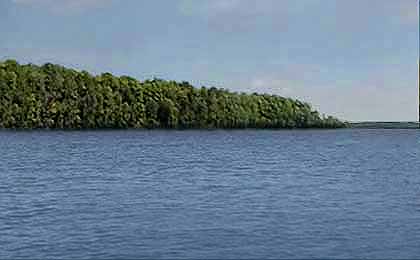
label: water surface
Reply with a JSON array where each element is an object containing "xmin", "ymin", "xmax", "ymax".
[{"xmin": 1, "ymin": 130, "xmax": 419, "ymax": 259}]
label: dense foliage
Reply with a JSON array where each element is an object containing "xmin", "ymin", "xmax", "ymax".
[{"xmin": 0, "ymin": 60, "xmax": 346, "ymax": 129}]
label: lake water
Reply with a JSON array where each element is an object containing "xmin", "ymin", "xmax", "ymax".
[{"xmin": 0, "ymin": 129, "xmax": 419, "ymax": 259}]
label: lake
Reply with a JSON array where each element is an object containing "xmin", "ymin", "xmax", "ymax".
[{"xmin": 1, "ymin": 129, "xmax": 419, "ymax": 259}]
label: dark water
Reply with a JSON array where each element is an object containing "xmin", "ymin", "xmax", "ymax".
[{"xmin": 1, "ymin": 130, "xmax": 419, "ymax": 259}]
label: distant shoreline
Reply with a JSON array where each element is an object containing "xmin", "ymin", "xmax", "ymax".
[
  {"xmin": 349, "ymin": 122, "xmax": 419, "ymax": 129},
  {"xmin": 0, "ymin": 125, "xmax": 419, "ymax": 131}
]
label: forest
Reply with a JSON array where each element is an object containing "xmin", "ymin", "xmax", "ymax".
[{"xmin": 0, "ymin": 60, "xmax": 346, "ymax": 129}]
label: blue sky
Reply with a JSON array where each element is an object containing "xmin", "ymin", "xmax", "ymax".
[{"xmin": 0, "ymin": 0, "xmax": 418, "ymax": 121}]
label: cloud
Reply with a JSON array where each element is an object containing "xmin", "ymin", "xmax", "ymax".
[
  {"xmin": 179, "ymin": 0, "xmax": 242, "ymax": 15},
  {"xmin": 250, "ymin": 78, "xmax": 293, "ymax": 96},
  {"xmin": 178, "ymin": 0, "xmax": 295, "ymax": 32},
  {"xmin": 202, "ymin": 0, "xmax": 242, "ymax": 13},
  {"xmin": 238, "ymin": 77, "xmax": 417, "ymax": 122},
  {"xmin": 11, "ymin": 0, "xmax": 111, "ymax": 14},
  {"xmin": 179, "ymin": 0, "xmax": 303, "ymax": 16},
  {"xmin": 396, "ymin": 0, "xmax": 418, "ymax": 25},
  {"xmin": 234, "ymin": 65, "xmax": 417, "ymax": 122},
  {"xmin": 179, "ymin": 0, "xmax": 417, "ymax": 33}
]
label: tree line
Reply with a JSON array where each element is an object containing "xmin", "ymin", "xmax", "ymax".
[{"xmin": 0, "ymin": 60, "xmax": 346, "ymax": 129}]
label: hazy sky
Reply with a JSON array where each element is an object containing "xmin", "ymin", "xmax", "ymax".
[{"xmin": 0, "ymin": 0, "xmax": 418, "ymax": 121}]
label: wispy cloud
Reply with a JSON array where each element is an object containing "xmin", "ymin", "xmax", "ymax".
[
  {"xmin": 178, "ymin": 0, "xmax": 294, "ymax": 32},
  {"xmin": 234, "ymin": 61, "xmax": 418, "ymax": 122},
  {"xmin": 179, "ymin": 0, "xmax": 299, "ymax": 16},
  {"xmin": 250, "ymin": 78, "xmax": 294, "ymax": 96},
  {"xmin": 178, "ymin": 0, "xmax": 417, "ymax": 32},
  {"xmin": 396, "ymin": 0, "xmax": 418, "ymax": 25},
  {"xmin": 11, "ymin": 0, "xmax": 111, "ymax": 14}
]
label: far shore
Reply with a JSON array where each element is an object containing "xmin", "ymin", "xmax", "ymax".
[{"xmin": 350, "ymin": 122, "xmax": 419, "ymax": 129}]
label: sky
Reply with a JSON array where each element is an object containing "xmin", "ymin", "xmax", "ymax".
[{"xmin": 0, "ymin": 0, "xmax": 418, "ymax": 121}]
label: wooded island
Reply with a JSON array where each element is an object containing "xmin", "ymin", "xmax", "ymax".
[{"xmin": 0, "ymin": 60, "xmax": 346, "ymax": 129}]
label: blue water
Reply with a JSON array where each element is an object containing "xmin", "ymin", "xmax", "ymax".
[{"xmin": 0, "ymin": 129, "xmax": 419, "ymax": 259}]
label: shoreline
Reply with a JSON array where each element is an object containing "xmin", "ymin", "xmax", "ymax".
[{"xmin": 349, "ymin": 122, "xmax": 419, "ymax": 129}]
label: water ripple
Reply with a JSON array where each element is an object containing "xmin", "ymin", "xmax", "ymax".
[{"xmin": 0, "ymin": 129, "xmax": 419, "ymax": 259}]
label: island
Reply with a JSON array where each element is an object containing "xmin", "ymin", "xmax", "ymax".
[{"xmin": 0, "ymin": 60, "xmax": 346, "ymax": 129}]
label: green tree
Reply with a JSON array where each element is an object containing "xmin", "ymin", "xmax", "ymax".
[{"xmin": 0, "ymin": 60, "xmax": 347, "ymax": 129}]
